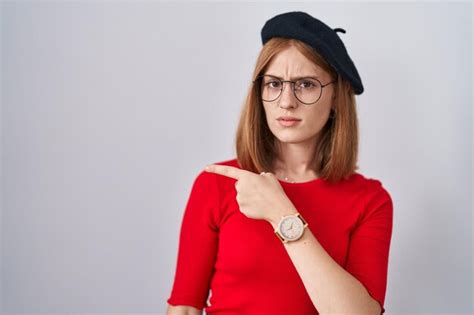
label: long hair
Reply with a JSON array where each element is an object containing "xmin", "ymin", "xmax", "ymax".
[{"xmin": 234, "ymin": 37, "xmax": 360, "ymax": 184}]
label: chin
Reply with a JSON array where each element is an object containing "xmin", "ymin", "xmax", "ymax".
[{"xmin": 273, "ymin": 132, "xmax": 310, "ymax": 143}]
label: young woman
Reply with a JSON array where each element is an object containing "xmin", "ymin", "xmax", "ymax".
[{"xmin": 167, "ymin": 11, "xmax": 393, "ymax": 315}]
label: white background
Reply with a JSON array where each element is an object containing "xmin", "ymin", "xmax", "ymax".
[{"xmin": 1, "ymin": 1, "xmax": 472, "ymax": 314}]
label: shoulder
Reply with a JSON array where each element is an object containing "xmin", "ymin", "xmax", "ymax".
[
  {"xmin": 352, "ymin": 172, "xmax": 394, "ymax": 219},
  {"xmin": 330, "ymin": 172, "xmax": 387, "ymax": 197},
  {"xmin": 349, "ymin": 172, "xmax": 391, "ymax": 196}
]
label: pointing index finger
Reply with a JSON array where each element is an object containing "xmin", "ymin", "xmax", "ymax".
[{"xmin": 204, "ymin": 164, "xmax": 247, "ymax": 180}]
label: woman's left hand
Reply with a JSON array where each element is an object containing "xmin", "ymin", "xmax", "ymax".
[{"xmin": 204, "ymin": 164, "xmax": 296, "ymax": 224}]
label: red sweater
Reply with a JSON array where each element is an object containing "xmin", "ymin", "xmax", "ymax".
[{"xmin": 167, "ymin": 158, "xmax": 393, "ymax": 315}]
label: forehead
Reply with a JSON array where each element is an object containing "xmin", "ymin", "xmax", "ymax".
[{"xmin": 264, "ymin": 46, "xmax": 326, "ymax": 79}]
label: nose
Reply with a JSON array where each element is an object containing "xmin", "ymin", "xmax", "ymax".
[{"xmin": 278, "ymin": 81, "xmax": 298, "ymax": 109}]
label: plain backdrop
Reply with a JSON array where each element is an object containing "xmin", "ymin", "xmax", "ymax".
[{"xmin": 1, "ymin": 1, "xmax": 472, "ymax": 315}]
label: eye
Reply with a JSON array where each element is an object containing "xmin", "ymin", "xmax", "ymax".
[
  {"xmin": 267, "ymin": 80, "xmax": 281, "ymax": 88},
  {"xmin": 298, "ymin": 79, "xmax": 316, "ymax": 89}
]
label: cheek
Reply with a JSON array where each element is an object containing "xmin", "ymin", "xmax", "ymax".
[
  {"xmin": 317, "ymin": 111, "xmax": 331, "ymax": 124},
  {"xmin": 302, "ymin": 108, "xmax": 329, "ymax": 130}
]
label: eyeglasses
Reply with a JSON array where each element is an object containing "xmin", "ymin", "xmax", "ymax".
[{"xmin": 252, "ymin": 74, "xmax": 336, "ymax": 105}]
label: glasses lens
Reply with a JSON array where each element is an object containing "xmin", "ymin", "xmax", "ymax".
[
  {"xmin": 294, "ymin": 78, "xmax": 322, "ymax": 104},
  {"xmin": 259, "ymin": 76, "xmax": 322, "ymax": 104},
  {"xmin": 260, "ymin": 76, "xmax": 281, "ymax": 102}
]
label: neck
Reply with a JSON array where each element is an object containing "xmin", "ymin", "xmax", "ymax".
[{"xmin": 272, "ymin": 138, "xmax": 318, "ymax": 179}]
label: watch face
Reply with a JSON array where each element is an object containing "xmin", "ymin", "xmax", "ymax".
[{"xmin": 279, "ymin": 216, "xmax": 304, "ymax": 240}]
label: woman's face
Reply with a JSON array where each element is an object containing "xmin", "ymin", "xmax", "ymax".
[{"xmin": 261, "ymin": 45, "xmax": 335, "ymax": 145}]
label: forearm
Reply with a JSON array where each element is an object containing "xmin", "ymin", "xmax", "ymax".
[
  {"xmin": 268, "ymin": 206, "xmax": 380, "ymax": 315},
  {"xmin": 166, "ymin": 304, "xmax": 202, "ymax": 315}
]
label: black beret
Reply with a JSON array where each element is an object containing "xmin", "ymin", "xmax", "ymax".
[{"xmin": 261, "ymin": 11, "xmax": 364, "ymax": 95}]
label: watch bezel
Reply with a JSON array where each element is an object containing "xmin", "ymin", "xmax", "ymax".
[{"xmin": 275, "ymin": 213, "xmax": 308, "ymax": 243}]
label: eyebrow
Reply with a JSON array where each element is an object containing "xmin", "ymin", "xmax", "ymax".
[{"xmin": 264, "ymin": 74, "xmax": 321, "ymax": 81}]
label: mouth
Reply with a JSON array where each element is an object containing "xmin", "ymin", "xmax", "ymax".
[
  {"xmin": 277, "ymin": 116, "xmax": 302, "ymax": 121},
  {"xmin": 277, "ymin": 118, "xmax": 301, "ymax": 127}
]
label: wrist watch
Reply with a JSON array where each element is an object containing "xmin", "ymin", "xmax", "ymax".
[{"xmin": 274, "ymin": 212, "xmax": 308, "ymax": 243}]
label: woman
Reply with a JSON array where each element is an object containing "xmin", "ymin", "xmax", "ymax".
[{"xmin": 166, "ymin": 11, "xmax": 393, "ymax": 315}]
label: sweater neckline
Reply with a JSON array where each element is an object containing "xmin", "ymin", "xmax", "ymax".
[
  {"xmin": 277, "ymin": 176, "xmax": 323, "ymax": 187},
  {"xmin": 228, "ymin": 158, "xmax": 324, "ymax": 187}
]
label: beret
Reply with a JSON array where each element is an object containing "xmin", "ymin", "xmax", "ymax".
[{"xmin": 260, "ymin": 11, "xmax": 364, "ymax": 95}]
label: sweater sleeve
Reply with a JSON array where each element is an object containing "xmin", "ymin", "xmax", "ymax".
[
  {"xmin": 345, "ymin": 180, "xmax": 394, "ymax": 315},
  {"xmin": 167, "ymin": 170, "xmax": 221, "ymax": 310}
]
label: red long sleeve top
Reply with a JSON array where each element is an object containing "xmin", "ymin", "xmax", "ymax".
[{"xmin": 167, "ymin": 158, "xmax": 393, "ymax": 315}]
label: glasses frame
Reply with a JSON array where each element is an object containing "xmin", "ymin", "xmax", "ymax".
[{"xmin": 252, "ymin": 74, "xmax": 337, "ymax": 105}]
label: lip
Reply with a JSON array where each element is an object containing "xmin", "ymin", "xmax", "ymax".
[
  {"xmin": 278, "ymin": 119, "xmax": 301, "ymax": 127},
  {"xmin": 277, "ymin": 116, "xmax": 302, "ymax": 127},
  {"xmin": 277, "ymin": 116, "xmax": 302, "ymax": 121}
]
